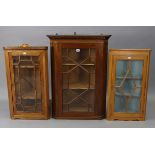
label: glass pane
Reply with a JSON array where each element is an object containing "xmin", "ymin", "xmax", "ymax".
[
  {"xmin": 62, "ymin": 48, "xmax": 96, "ymax": 112},
  {"xmin": 13, "ymin": 56, "xmax": 42, "ymax": 113},
  {"xmin": 114, "ymin": 60, "xmax": 143, "ymax": 113}
]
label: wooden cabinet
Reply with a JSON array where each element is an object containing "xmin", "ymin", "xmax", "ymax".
[
  {"xmin": 47, "ymin": 35, "xmax": 111, "ymax": 119},
  {"xmin": 107, "ymin": 49, "xmax": 151, "ymax": 121},
  {"xmin": 4, "ymin": 44, "xmax": 49, "ymax": 119}
]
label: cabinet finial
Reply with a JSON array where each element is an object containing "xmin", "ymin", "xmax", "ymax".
[{"xmin": 20, "ymin": 44, "xmax": 30, "ymax": 47}]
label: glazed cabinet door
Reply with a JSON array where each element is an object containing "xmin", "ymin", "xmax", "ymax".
[
  {"xmin": 107, "ymin": 50, "xmax": 150, "ymax": 120},
  {"xmin": 5, "ymin": 50, "xmax": 49, "ymax": 119},
  {"xmin": 53, "ymin": 43, "xmax": 105, "ymax": 119}
]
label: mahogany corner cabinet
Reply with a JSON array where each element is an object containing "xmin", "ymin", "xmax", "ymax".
[
  {"xmin": 47, "ymin": 34, "xmax": 111, "ymax": 119},
  {"xmin": 4, "ymin": 44, "xmax": 49, "ymax": 119},
  {"xmin": 107, "ymin": 49, "xmax": 151, "ymax": 121}
]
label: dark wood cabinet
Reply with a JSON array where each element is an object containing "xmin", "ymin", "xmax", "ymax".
[
  {"xmin": 47, "ymin": 35, "xmax": 111, "ymax": 119},
  {"xmin": 107, "ymin": 49, "xmax": 151, "ymax": 121},
  {"xmin": 4, "ymin": 44, "xmax": 49, "ymax": 119}
]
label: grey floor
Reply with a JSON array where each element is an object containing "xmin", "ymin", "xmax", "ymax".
[{"xmin": 0, "ymin": 95, "xmax": 154, "ymax": 128}]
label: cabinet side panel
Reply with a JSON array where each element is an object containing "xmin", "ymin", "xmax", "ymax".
[
  {"xmin": 41, "ymin": 50, "xmax": 50, "ymax": 119},
  {"xmin": 107, "ymin": 51, "xmax": 114, "ymax": 119},
  {"xmin": 103, "ymin": 41, "xmax": 108, "ymax": 116},
  {"xmin": 4, "ymin": 50, "xmax": 14, "ymax": 118},
  {"xmin": 51, "ymin": 44, "xmax": 56, "ymax": 117},
  {"xmin": 142, "ymin": 50, "xmax": 151, "ymax": 119},
  {"xmin": 51, "ymin": 43, "xmax": 62, "ymax": 117},
  {"xmin": 96, "ymin": 42, "xmax": 107, "ymax": 117}
]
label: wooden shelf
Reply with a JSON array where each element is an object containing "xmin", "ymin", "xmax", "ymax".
[
  {"xmin": 16, "ymin": 91, "xmax": 36, "ymax": 100},
  {"xmin": 14, "ymin": 64, "xmax": 39, "ymax": 69},
  {"xmin": 22, "ymin": 95, "xmax": 35, "ymax": 100},
  {"xmin": 62, "ymin": 64, "xmax": 95, "ymax": 66},
  {"xmin": 63, "ymin": 106, "xmax": 94, "ymax": 112},
  {"xmin": 115, "ymin": 92, "xmax": 140, "ymax": 98},
  {"xmin": 63, "ymin": 83, "xmax": 95, "ymax": 89},
  {"xmin": 116, "ymin": 76, "xmax": 142, "ymax": 80},
  {"xmin": 17, "ymin": 90, "xmax": 42, "ymax": 100}
]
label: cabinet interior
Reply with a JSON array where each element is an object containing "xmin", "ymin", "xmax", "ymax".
[
  {"xmin": 62, "ymin": 48, "xmax": 96, "ymax": 112},
  {"xmin": 13, "ymin": 56, "xmax": 42, "ymax": 113},
  {"xmin": 114, "ymin": 60, "xmax": 143, "ymax": 113}
]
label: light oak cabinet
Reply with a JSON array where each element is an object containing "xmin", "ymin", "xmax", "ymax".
[
  {"xmin": 4, "ymin": 44, "xmax": 49, "ymax": 119},
  {"xmin": 107, "ymin": 49, "xmax": 151, "ymax": 121},
  {"xmin": 47, "ymin": 35, "xmax": 111, "ymax": 119}
]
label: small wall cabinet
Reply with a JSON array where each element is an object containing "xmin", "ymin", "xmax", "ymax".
[
  {"xmin": 47, "ymin": 35, "xmax": 111, "ymax": 119},
  {"xmin": 107, "ymin": 49, "xmax": 151, "ymax": 121},
  {"xmin": 4, "ymin": 44, "xmax": 49, "ymax": 119}
]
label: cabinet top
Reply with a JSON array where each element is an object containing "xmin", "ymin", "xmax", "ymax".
[
  {"xmin": 3, "ymin": 44, "xmax": 48, "ymax": 50},
  {"xmin": 109, "ymin": 49, "xmax": 151, "ymax": 52},
  {"xmin": 47, "ymin": 34, "xmax": 111, "ymax": 40}
]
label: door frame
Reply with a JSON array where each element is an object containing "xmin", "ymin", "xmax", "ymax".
[
  {"xmin": 53, "ymin": 42, "xmax": 104, "ymax": 118},
  {"xmin": 5, "ymin": 50, "xmax": 49, "ymax": 119},
  {"xmin": 107, "ymin": 50, "xmax": 150, "ymax": 120}
]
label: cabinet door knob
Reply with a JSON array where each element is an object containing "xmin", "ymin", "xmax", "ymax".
[
  {"xmin": 75, "ymin": 49, "xmax": 80, "ymax": 52},
  {"xmin": 23, "ymin": 52, "xmax": 27, "ymax": 55}
]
